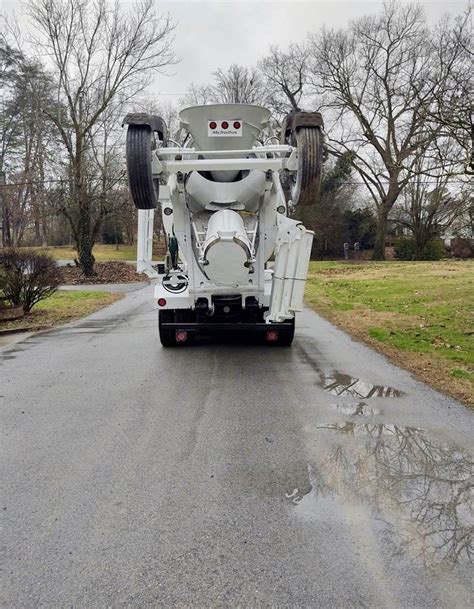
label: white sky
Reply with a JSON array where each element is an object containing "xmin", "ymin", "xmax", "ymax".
[{"xmin": 1, "ymin": 0, "xmax": 468, "ymax": 101}]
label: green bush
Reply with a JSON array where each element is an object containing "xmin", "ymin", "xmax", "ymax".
[
  {"xmin": 394, "ymin": 237, "xmax": 444, "ymax": 261},
  {"xmin": 394, "ymin": 237, "xmax": 416, "ymax": 260},
  {"xmin": 343, "ymin": 207, "xmax": 377, "ymax": 249},
  {"xmin": 423, "ymin": 238, "xmax": 445, "ymax": 261}
]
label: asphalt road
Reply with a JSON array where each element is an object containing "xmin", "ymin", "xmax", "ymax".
[{"xmin": 1, "ymin": 284, "xmax": 473, "ymax": 608}]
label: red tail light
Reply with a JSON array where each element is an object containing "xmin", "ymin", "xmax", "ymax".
[
  {"xmin": 176, "ymin": 330, "xmax": 188, "ymax": 342},
  {"xmin": 157, "ymin": 298, "xmax": 167, "ymax": 307},
  {"xmin": 209, "ymin": 121, "xmax": 217, "ymax": 129},
  {"xmin": 233, "ymin": 121, "xmax": 241, "ymax": 129},
  {"xmin": 221, "ymin": 121, "xmax": 229, "ymax": 129},
  {"xmin": 266, "ymin": 329, "xmax": 278, "ymax": 342}
]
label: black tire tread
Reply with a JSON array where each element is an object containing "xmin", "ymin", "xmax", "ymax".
[
  {"xmin": 292, "ymin": 127, "xmax": 323, "ymax": 207},
  {"xmin": 126, "ymin": 125, "xmax": 158, "ymax": 210}
]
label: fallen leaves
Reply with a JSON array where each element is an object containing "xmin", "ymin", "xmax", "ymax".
[{"xmin": 61, "ymin": 262, "xmax": 149, "ymax": 284}]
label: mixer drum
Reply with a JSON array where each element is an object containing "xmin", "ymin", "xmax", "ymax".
[
  {"xmin": 202, "ymin": 210, "xmax": 253, "ymax": 284},
  {"xmin": 185, "ymin": 169, "xmax": 266, "ymax": 213}
]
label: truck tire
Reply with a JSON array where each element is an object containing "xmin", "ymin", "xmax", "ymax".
[
  {"xmin": 158, "ymin": 310, "xmax": 176, "ymax": 347},
  {"xmin": 290, "ymin": 127, "xmax": 323, "ymax": 207},
  {"xmin": 126, "ymin": 125, "xmax": 159, "ymax": 210}
]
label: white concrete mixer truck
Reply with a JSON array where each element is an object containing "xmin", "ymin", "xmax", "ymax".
[{"xmin": 123, "ymin": 103, "xmax": 324, "ymax": 346}]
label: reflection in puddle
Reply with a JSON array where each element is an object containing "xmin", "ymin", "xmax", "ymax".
[
  {"xmin": 320, "ymin": 372, "xmax": 403, "ymax": 398},
  {"xmin": 330, "ymin": 401, "xmax": 381, "ymax": 416},
  {"xmin": 297, "ymin": 422, "xmax": 473, "ymax": 570},
  {"xmin": 285, "ymin": 485, "xmax": 313, "ymax": 505}
]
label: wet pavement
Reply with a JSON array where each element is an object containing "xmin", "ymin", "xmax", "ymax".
[
  {"xmin": 1, "ymin": 284, "xmax": 472, "ymax": 607},
  {"xmin": 0, "ymin": 331, "xmax": 35, "ymax": 351}
]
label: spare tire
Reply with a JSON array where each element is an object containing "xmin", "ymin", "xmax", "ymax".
[
  {"xmin": 126, "ymin": 125, "xmax": 159, "ymax": 209},
  {"xmin": 290, "ymin": 127, "xmax": 323, "ymax": 207}
]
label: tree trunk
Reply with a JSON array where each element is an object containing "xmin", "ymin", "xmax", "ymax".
[
  {"xmin": 38, "ymin": 153, "xmax": 48, "ymax": 247},
  {"xmin": 414, "ymin": 233, "xmax": 426, "ymax": 260},
  {"xmin": 72, "ymin": 138, "xmax": 97, "ymax": 276},
  {"xmin": 35, "ymin": 221, "xmax": 42, "ymax": 244},
  {"xmin": 373, "ymin": 206, "xmax": 389, "ymax": 260},
  {"xmin": 41, "ymin": 218, "xmax": 48, "ymax": 248},
  {"xmin": 78, "ymin": 223, "xmax": 96, "ymax": 275},
  {"xmin": 77, "ymin": 198, "xmax": 95, "ymax": 276}
]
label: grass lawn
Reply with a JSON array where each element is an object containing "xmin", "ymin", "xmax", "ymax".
[
  {"xmin": 21, "ymin": 242, "xmax": 166, "ymax": 261},
  {"xmin": 305, "ymin": 260, "xmax": 474, "ymax": 407},
  {"xmin": 0, "ymin": 290, "xmax": 122, "ymax": 332}
]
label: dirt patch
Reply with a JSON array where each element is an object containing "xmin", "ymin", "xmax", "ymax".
[
  {"xmin": 61, "ymin": 261, "xmax": 149, "ymax": 284},
  {"xmin": 309, "ymin": 264, "xmax": 408, "ymax": 282},
  {"xmin": 313, "ymin": 266, "xmax": 362, "ymax": 277},
  {"xmin": 337, "ymin": 308, "xmax": 420, "ymax": 331}
]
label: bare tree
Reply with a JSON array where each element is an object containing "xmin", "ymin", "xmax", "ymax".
[
  {"xmin": 184, "ymin": 64, "xmax": 269, "ymax": 108},
  {"xmin": 0, "ymin": 38, "xmax": 59, "ymax": 247},
  {"xmin": 212, "ymin": 64, "xmax": 268, "ymax": 105},
  {"xmin": 392, "ymin": 142, "xmax": 472, "ymax": 259},
  {"xmin": 395, "ymin": 180, "xmax": 471, "ymax": 259},
  {"xmin": 181, "ymin": 83, "xmax": 215, "ymax": 107},
  {"xmin": 0, "ymin": 40, "xmax": 29, "ymax": 246},
  {"xmin": 26, "ymin": 0, "xmax": 177, "ymax": 275},
  {"xmin": 136, "ymin": 97, "xmax": 181, "ymax": 143},
  {"xmin": 427, "ymin": 9, "xmax": 473, "ymax": 172},
  {"xmin": 308, "ymin": 1, "xmax": 471, "ymax": 259},
  {"xmin": 258, "ymin": 43, "xmax": 310, "ymax": 118}
]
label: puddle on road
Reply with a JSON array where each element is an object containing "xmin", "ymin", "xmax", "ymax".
[
  {"xmin": 286, "ymin": 485, "xmax": 313, "ymax": 505},
  {"xmin": 320, "ymin": 371, "xmax": 403, "ymax": 398},
  {"xmin": 329, "ymin": 401, "xmax": 381, "ymax": 416},
  {"xmin": 288, "ymin": 421, "xmax": 473, "ymax": 572},
  {"xmin": 296, "ymin": 343, "xmax": 404, "ymax": 399}
]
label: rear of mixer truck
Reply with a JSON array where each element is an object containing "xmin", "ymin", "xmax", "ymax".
[{"xmin": 123, "ymin": 103, "xmax": 324, "ymax": 346}]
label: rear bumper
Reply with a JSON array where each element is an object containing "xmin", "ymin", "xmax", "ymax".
[{"xmin": 160, "ymin": 321, "xmax": 294, "ymax": 334}]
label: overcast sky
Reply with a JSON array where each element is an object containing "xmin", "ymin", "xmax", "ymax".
[{"xmin": 2, "ymin": 0, "xmax": 468, "ymax": 102}]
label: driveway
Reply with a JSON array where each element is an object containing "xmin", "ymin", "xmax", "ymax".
[{"xmin": 1, "ymin": 284, "xmax": 472, "ymax": 607}]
